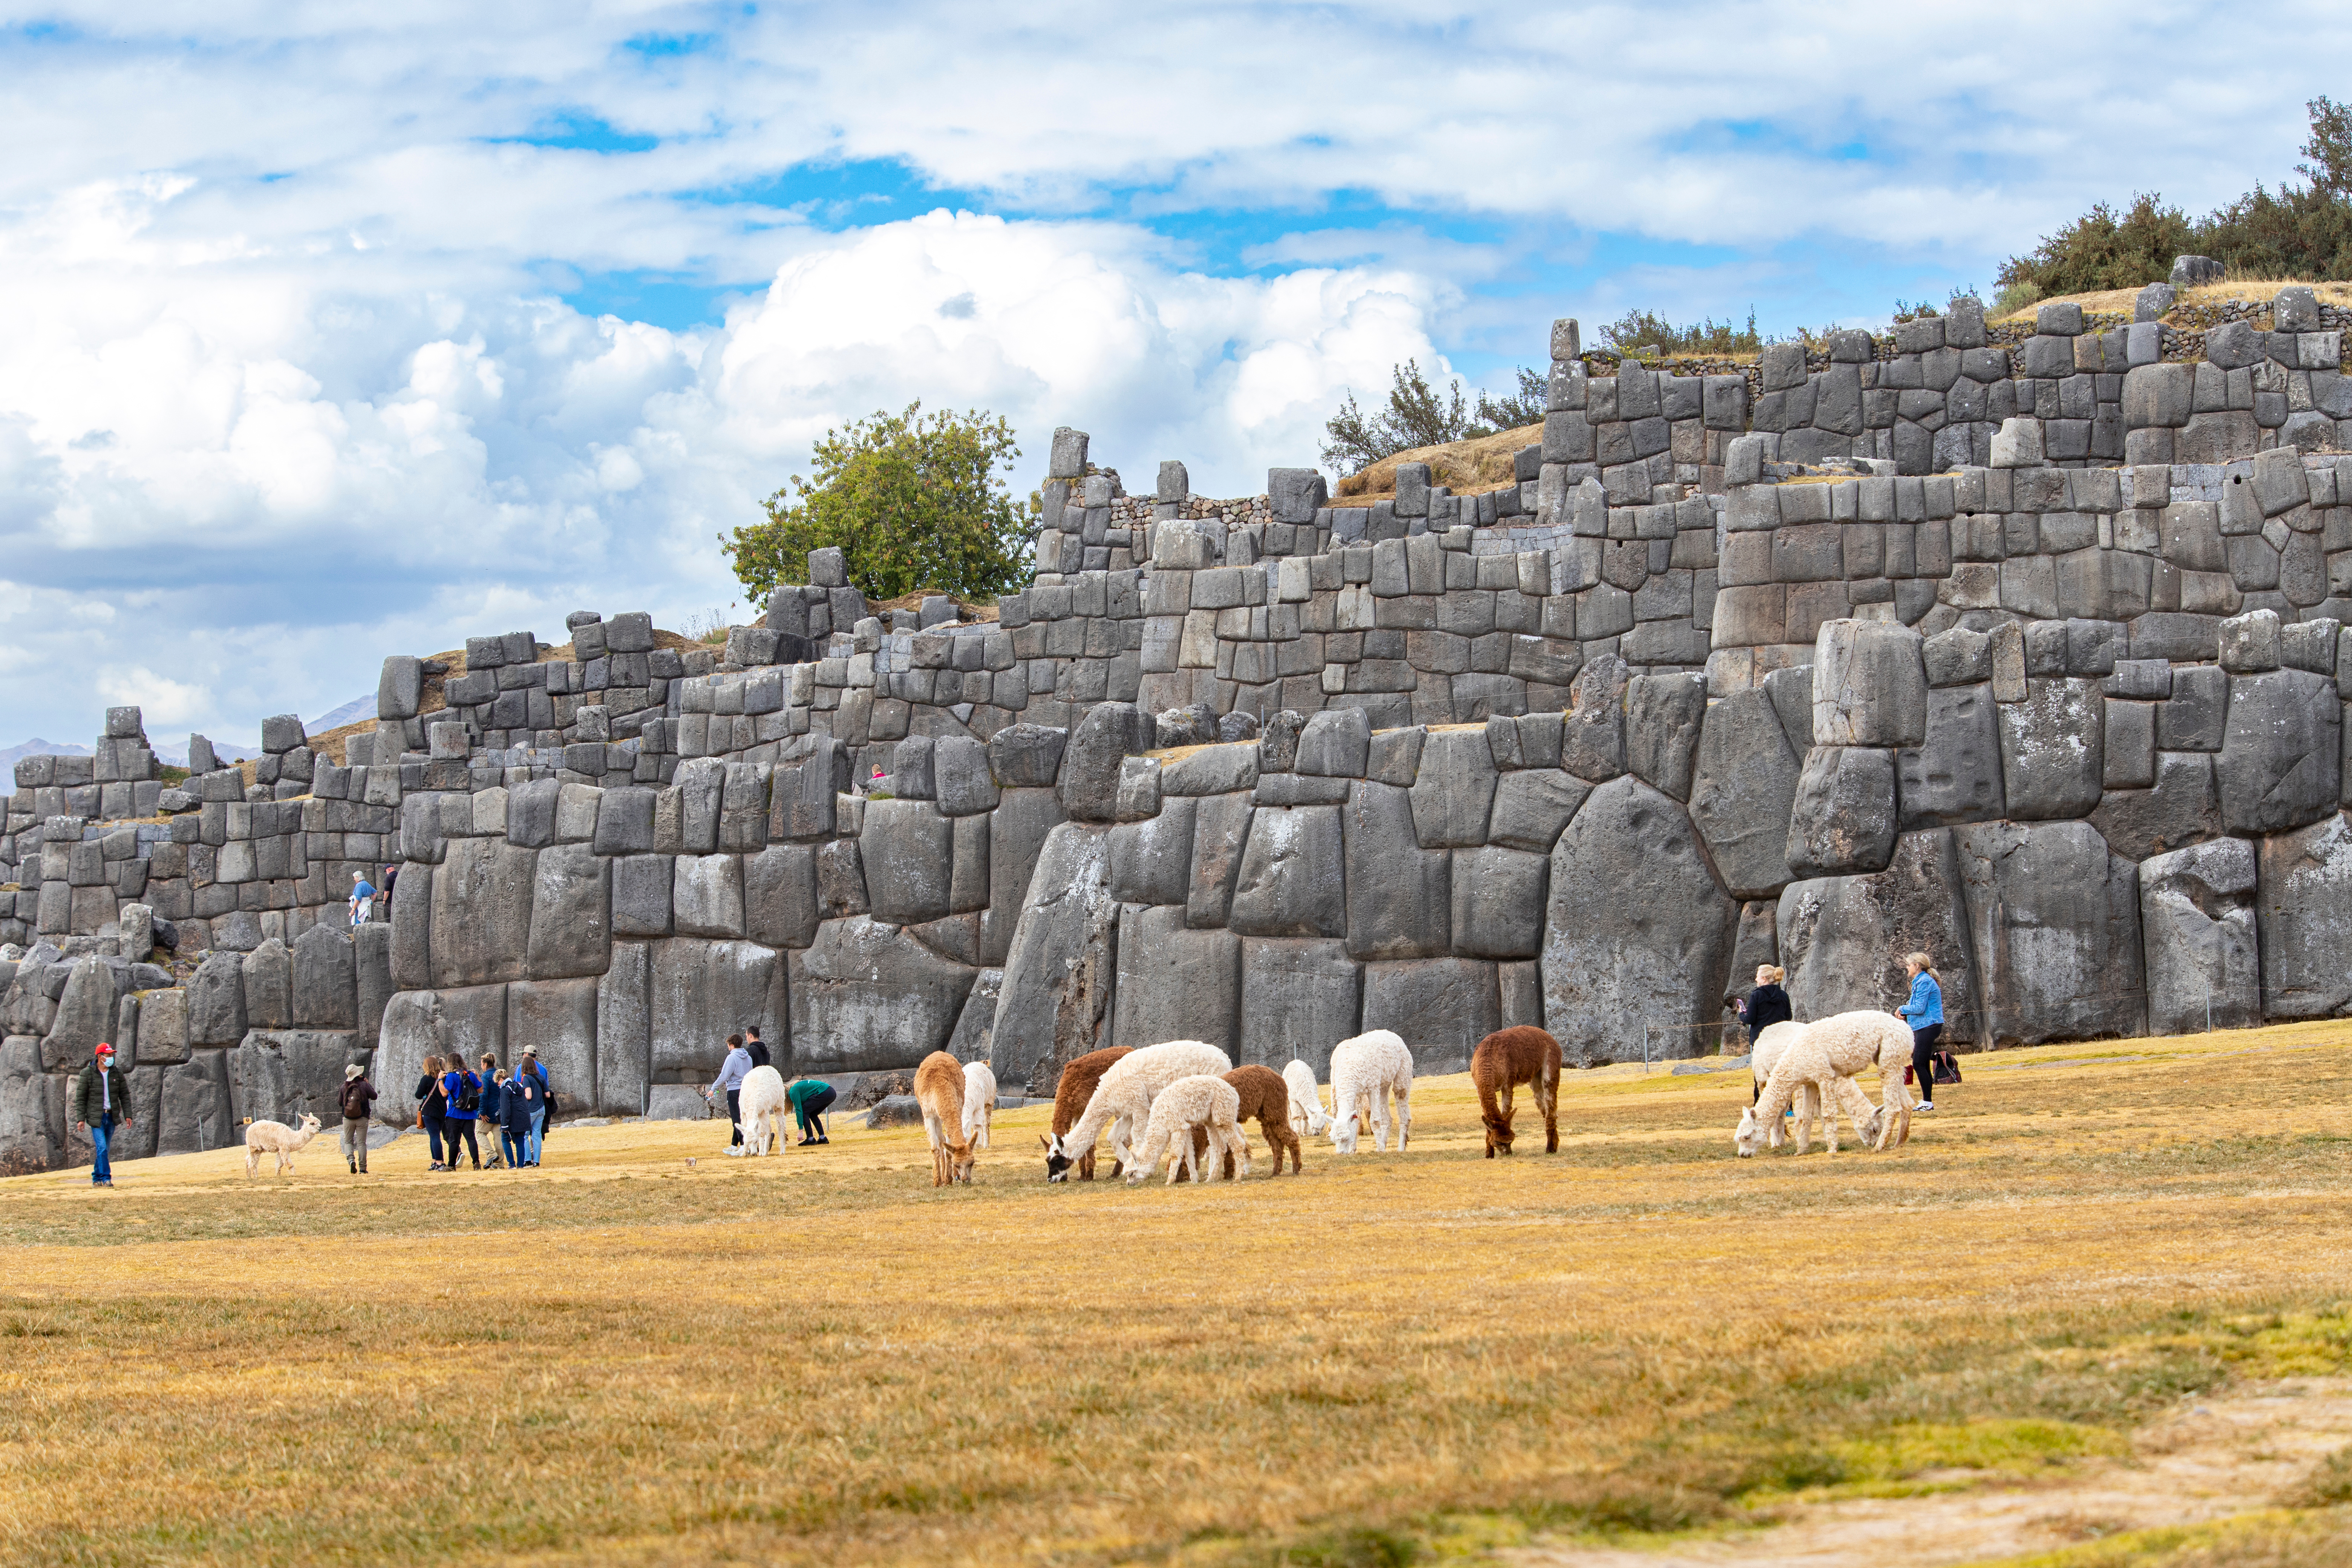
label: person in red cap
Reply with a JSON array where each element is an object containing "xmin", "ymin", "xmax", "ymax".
[{"xmin": 72, "ymin": 1041, "xmax": 133, "ymax": 1188}]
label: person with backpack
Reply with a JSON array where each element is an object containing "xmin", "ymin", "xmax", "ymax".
[
  {"xmin": 1899, "ymin": 951, "xmax": 1948, "ymax": 1112},
  {"xmin": 415, "ymin": 1054, "xmax": 448, "ymax": 1170},
  {"xmin": 439, "ymin": 1056, "xmax": 482, "ymax": 1170},
  {"xmin": 338, "ymin": 1063, "xmax": 378, "ymax": 1174},
  {"xmin": 787, "ymin": 1077, "xmax": 836, "ymax": 1145},
  {"xmin": 704, "ymin": 1034, "xmax": 754, "ymax": 1154},
  {"xmin": 503, "ymin": 1066, "xmax": 542, "ymax": 1171},
  {"xmin": 480, "ymin": 1063, "xmax": 513, "ymax": 1168},
  {"xmin": 516, "ymin": 1045, "xmax": 550, "ymax": 1166},
  {"xmin": 71, "ymin": 1041, "xmax": 133, "ymax": 1188}
]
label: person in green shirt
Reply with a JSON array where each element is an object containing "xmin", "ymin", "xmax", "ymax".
[
  {"xmin": 71, "ymin": 1042, "xmax": 133, "ymax": 1187},
  {"xmin": 786, "ymin": 1078, "xmax": 836, "ymax": 1145}
]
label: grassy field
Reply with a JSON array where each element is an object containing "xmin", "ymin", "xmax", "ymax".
[{"xmin": 5, "ymin": 1024, "xmax": 2352, "ymax": 1567}]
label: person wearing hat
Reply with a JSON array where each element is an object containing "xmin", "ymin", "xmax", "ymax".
[
  {"xmin": 338, "ymin": 1063, "xmax": 379, "ymax": 1173},
  {"xmin": 71, "ymin": 1041, "xmax": 133, "ymax": 1188},
  {"xmin": 516, "ymin": 1044, "xmax": 550, "ymax": 1167}
]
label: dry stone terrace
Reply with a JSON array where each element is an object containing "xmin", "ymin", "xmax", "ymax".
[{"xmin": 6, "ymin": 295, "xmax": 2352, "ymax": 1174}]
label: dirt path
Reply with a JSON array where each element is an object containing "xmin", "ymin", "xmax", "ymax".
[{"xmin": 1510, "ymin": 1379, "xmax": 2352, "ymax": 1568}]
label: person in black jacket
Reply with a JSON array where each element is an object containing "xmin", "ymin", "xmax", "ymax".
[
  {"xmin": 744, "ymin": 1026, "xmax": 771, "ymax": 1071},
  {"xmin": 1737, "ymin": 965, "xmax": 1793, "ymax": 1055},
  {"xmin": 415, "ymin": 1054, "xmax": 449, "ymax": 1170},
  {"xmin": 504, "ymin": 1068, "xmax": 543, "ymax": 1170}
]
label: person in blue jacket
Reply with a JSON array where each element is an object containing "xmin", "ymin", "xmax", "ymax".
[
  {"xmin": 1899, "ymin": 951, "xmax": 1946, "ymax": 1111},
  {"xmin": 479, "ymin": 1063, "xmax": 513, "ymax": 1168},
  {"xmin": 503, "ymin": 1066, "xmax": 543, "ymax": 1170},
  {"xmin": 440, "ymin": 1057, "xmax": 482, "ymax": 1170}
]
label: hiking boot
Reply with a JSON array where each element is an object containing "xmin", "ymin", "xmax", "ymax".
[{"xmin": 348, "ymin": 1158, "xmax": 357, "ymax": 1173}]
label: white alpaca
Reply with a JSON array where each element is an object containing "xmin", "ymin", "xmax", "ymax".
[
  {"xmin": 244, "ymin": 1113, "xmax": 323, "ymax": 1179},
  {"xmin": 1735, "ymin": 1031, "xmax": 1850, "ymax": 1157},
  {"xmin": 1326, "ymin": 1030, "xmax": 1413, "ymax": 1153},
  {"xmin": 1749, "ymin": 1020, "xmax": 1877, "ymax": 1152},
  {"xmin": 1045, "ymin": 1040, "xmax": 1231, "ymax": 1180},
  {"xmin": 1126, "ymin": 1074, "xmax": 1250, "ymax": 1184},
  {"xmin": 738, "ymin": 1066, "xmax": 789, "ymax": 1156},
  {"xmin": 1802, "ymin": 1009, "xmax": 1918, "ymax": 1151},
  {"xmin": 961, "ymin": 1060, "xmax": 998, "ymax": 1148},
  {"xmin": 1282, "ymin": 1059, "xmax": 1330, "ymax": 1138}
]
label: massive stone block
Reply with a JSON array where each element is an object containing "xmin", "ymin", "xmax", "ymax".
[
  {"xmin": 1112, "ymin": 903, "xmax": 1241, "ymax": 1053},
  {"xmin": 2088, "ymin": 751, "xmax": 2224, "ymax": 860},
  {"xmin": 1342, "ymin": 782, "xmax": 1451, "ymax": 959},
  {"xmin": 1542, "ymin": 776, "xmax": 1737, "ymax": 1066},
  {"xmin": 1776, "ymin": 829, "xmax": 1978, "ymax": 1037},
  {"xmin": 429, "ymin": 836, "xmax": 537, "ymax": 988},
  {"xmin": 525, "ymin": 842, "xmax": 612, "ymax": 978},
  {"xmin": 1688, "ymin": 688, "xmax": 1802, "ymax": 900},
  {"xmin": 354, "ymin": 923, "xmax": 394, "ymax": 1051},
  {"xmin": 611, "ymin": 854, "xmax": 674, "ymax": 938},
  {"xmin": 390, "ymin": 863, "xmax": 432, "ymax": 991},
  {"xmin": 1186, "ymin": 792, "xmax": 1255, "ymax": 928},
  {"xmin": 1998, "ymin": 678, "xmax": 2105, "ymax": 820},
  {"xmin": 1626, "ymin": 673, "xmax": 1707, "ymax": 801},
  {"xmin": 2256, "ymin": 812, "xmax": 2352, "ymax": 1018},
  {"xmin": 596, "ymin": 943, "xmax": 652, "ymax": 1117},
  {"xmin": 672, "ymin": 853, "xmax": 748, "ymax": 939},
  {"xmin": 2217, "ymin": 669, "xmax": 2341, "ymax": 834},
  {"xmin": 1408, "ymin": 727, "xmax": 1497, "ymax": 847},
  {"xmin": 1237, "ymin": 938, "xmax": 1362, "ymax": 1074},
  {"xmin": 1058, "ymin": 702, "xmax": 1155, "ymax": 822},
  {"xmin": 0, "ymin": 1036, "xmax": 62, "ymax": 1171},
  {"xmin": 42, "ymin": 958, "xmax": 120, "ymax": 1070},
  {"xmin": 186, "ymin": 950, "xmax": 248, "ymax": 1048},
  {"xmin": 135, "ymin": 986, "xmax": 188, "ymax": 1066},
  {"xmin": 1953, "ymin": 820, "xmax": 2145, "ymax": 1044},
  {"xmin": 156, "ymin": 1049, "xmax": 236, "ymax": 1155},
  {"xmin": 744, "ymin": 844, "xmax": 821, "ymax": 950},
  {"xmin": 1785, "ymin": 746, "xmax": 1898, "ymax": 877},
  {"xmin": 291, "ymin": 924, "xmax": 357, "ymax": 1028},
  {"xmin": 1450, "ymin": 845, "xmax": 1549, "ymax": 958},
  {"xmin": 789, "ymin": 917, "xmax": 978, "ymax": 1074},
  {"xmin": 242, "ymin": 940, "xmax": 292, "ymax": 1031},
  {"xmin": 860, "ymin": 799, "xmax": 954, "ymax": 925},
  {"xmin": 988, "ymin": 822, "xmax": 1118, "ymax": 1094},
  {"xmin": 985, "ymin": 787, "xmax": 1067, "ymax": 967},
  {"xmin": 2138, "ymin": 838, "xmax": 2260, "ymax": 1035},
  {"xmin": 1897, "ymin": 684, "xmax": 2006, "ymax": 829},
  {"xmin": 1486, "ymin": 770, "xmax": 1590, "ymax": 854},
  {"xmin": 230, "ymin": 1029, "xmax": 364, "ymax": 1126},
  {"xmin": 1812, "ymin": 620, "xmax": 1929, "ymax": 746},
  {"xmin": 1560, "ymin": 654, "xmax": 1629, "ymax": 782},
  {"xmin": 1229, "ymin": 804, "xmax": 1347, "ymax": 937},
  {"xmin": 1362, "ymin": 957, "xmax": 1499, "ymax": 1074},
  {"xmin": 505, "ymin": 978, "xmax": 599, "ymax": 1113},
  {"xmin": 1107, "ymin": 796, "xmax": 1197, "ymax": 907},
  {"xmin": 649, "ymin": 940, "xmax": 784, "ymax": 1080}
]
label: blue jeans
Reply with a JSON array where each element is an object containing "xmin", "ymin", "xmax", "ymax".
[
  {"xmin": 90, "ymin": 1117, "xmax": 113, "ymax": 1184},
  {"xmin": 526, "ymin": 1108, "xmax": 545, "ymax": 1165},
  {"xmin": 500, "ymin": 1127, "xmax": 525, "ymax": 1168}
]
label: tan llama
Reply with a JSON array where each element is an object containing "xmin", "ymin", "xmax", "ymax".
[{"xmin": 914, "ymin": 1051, "xmax": 976, "ymax": 1186}]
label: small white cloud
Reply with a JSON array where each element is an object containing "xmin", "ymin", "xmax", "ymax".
[{"xmin": 96, "ymin": 667, "xmax": 210, "ymax": 728}]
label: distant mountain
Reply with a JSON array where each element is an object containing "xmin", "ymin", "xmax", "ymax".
[
  {"xmin": 307, "ymin": 694, "xmax": 377, "ymax": 732},
  {"xmin": 1, "ymin": 738, "xmax": 94, "ymax": 774}
]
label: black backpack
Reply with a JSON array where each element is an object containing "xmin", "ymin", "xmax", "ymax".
[{"xmin": 454, "ymin": 1072, "xmax": 481, "ymax": 1115}]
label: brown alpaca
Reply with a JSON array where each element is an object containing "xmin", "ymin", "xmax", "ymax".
[
  {"xmin": 1216, "ymin": 1065, "xmax": 1301, "ymax": 1176},
  {"xmin": 914, "ymin": 1050, "xmax": 975, "ymax": 1186},
  {"xmin": 1471, "ymin": 1026, "xmax": 1561, "ymax": 1156},
  {"xmin": 1040, "ymin": 1046, "xmax": 1133, "ymax": 1180}
]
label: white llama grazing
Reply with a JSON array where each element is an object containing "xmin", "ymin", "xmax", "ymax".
[
  {"xmin": 1326, "ymin": 1030, "xmax": 1413, "ymax": 1153},
  {"xmin": 961, "ymin": 1060, "xmax": 998, "ymax": 1148},
  {"xmin": 737, "ymin": 1066, "xmax": 789, "ymax": 1156},
  {"xmin": 1282, "ymin": 1059, "xmax": 1330, "ymax": 1138},
  {"xmin": 1127, "ymin": 1074, "xmax": 1250, "ymax": 1184},
  {"xmin": 1044, "ymin": 1039, "xmax": 1231, "ymax": 1181},
  {"xmin": 244, "ymin": 1113, "xmax": 323, "ymax": 1178}
]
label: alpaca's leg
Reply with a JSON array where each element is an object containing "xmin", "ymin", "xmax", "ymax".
[
  {"xmin": 1396, "ymin": 1082, "xmax": 1411, "ymax": 1150},
  {"xmin": 1540, "ymin": 1072, "xmax": 1559, "ymax": 1153},
  {"xmin": 245, "ymin": 1147, "xmax": 258, "ymax": 1179}
]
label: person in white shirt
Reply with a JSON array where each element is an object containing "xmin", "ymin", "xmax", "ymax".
[
  {"xmin": 348, "ymin": 871, "xmax": 375, "ymax": 929},
  {"xmin": 704, "ymin": 1034, "xmax": 755, "ymax": 1155}
]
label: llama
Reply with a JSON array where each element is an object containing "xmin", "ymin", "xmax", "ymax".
[
  {"xmin": 961, "ymin": 1060, "xmax": 998, "ymax": 1149},
  {"xmin": 1126, "ymin": 1073, "xmax": 1249, "ymax": 1185},
  {"xmin": 1042, "ymin": 1046, "xmax": 1131, "ymax": 1180},
  {"xmin": 914, "ymin": 1050, "xmax": 976, "ymax": 1186},
  {"xmin": 1281, "ymin": 1059, "xmax": 1330, "ymax": 1138},
  {"xmin": 243, "ymin": 1113, "xmax": 323, "ymax": 1179},
  {"xmin": 1470, "ymin": 1026, "xmax": 1561, "ymax": 1157},
  {"xmin": 1045, "ymin": 1040, "xmax": 1231, "ymax": 1181},
  {"xmin": 1326, "ymin": 1030, "xmax": 1413, "ymax": 1153},
  {"xmin": 738, "ymin": 1066, "xmax": 789, "ymax": 1156},
  {"xmin": 1222, "ymin": 1064, "xmax": 1300, "ymax": 1175}
]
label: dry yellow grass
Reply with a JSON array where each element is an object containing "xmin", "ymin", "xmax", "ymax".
[
  {"xmin": 1991, "ymin": 277, "xmax": 2352, "ymax": 325},
  {"xmin": 1335, "ymin": 423, "xmax": 1542, "ymax": 502},
  {"xmin": 5, "ymin": 1025, "xmax": 2352, "ymax": 1566}
]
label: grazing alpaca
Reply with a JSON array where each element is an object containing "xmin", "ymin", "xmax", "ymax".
[
  {"xmin": 1470, "ymin": 1026, "xmax": 1561, "ymax": 1157},
  {"xmin": 914, "ymin": 1051, "xmax": 976, "ymax": 1186},
  {"xmin": 1326, "ymin": 1030, "xmax": 1413, "ymax": 1153},
  {"xmin": 1750, "ymin": 1020, "xmax": 1882, "ymax": 1153},
  {"xmin": 961, "ymin": 1060, "xmax": 998, "ymax": 1149},
  {"xmin": 1042, "ymin": 1046, "xmax": 1133, "ymax": 1181},
  {"xmin": 1045, "ymin": 1040, "xmax": 1230, "ymax": 1181},
  {"xmin": 737, "ymin": 1066, "xmax": 789, "ymax": 1156},
  {"xmin": 243, "ymin": 1113, "xmax": 323, "ymax": 1179},
  {"xmin": 1126, "ymin": 1074, "xmax": 1249, "ymax": 1185},
  {"xmin": 1282, "ymin": 1059, "xmax": 1330, "ymax": 1138},
  {"xmin": 1735, "ymin": 1031, "xmax": 1849, "ymax": 1156},
  {"xmin": 1802, "ymin": 1009, "xmax": 1918, "ymax": 1151},
  {"xmin": 1221, "ymin": 1064, "xmax": 1300, "ymax": 1175}
]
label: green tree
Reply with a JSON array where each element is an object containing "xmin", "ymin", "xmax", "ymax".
[
  {"xmin": 1475, "ymin": 366, "xmax": 1549, "ymax": 430},
  {"xmin": 1320, "ymin": 359, "xmax": 1490, "ymax": 472},
  {"xmin": 1995, "ymin": 193, "xmax": 2198, "ymax": 296},
  {"xmin": 721, "ymin": 404, "xmax": 1036, "ymax": 604}
]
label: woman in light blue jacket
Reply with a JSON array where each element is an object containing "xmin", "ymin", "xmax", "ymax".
[{"xmin": 1898, "ymin": 951, "xmax": 1946, "ymax": 1110}]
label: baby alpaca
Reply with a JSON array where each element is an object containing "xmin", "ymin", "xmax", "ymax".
[
  {"xmin": 1281, "ymin": 1059, "xmax": 1330, "ymax": 1138},
  {"xmin": 1222, "ymin": 1064, "xmax": 1300, "ymax": 1175},
  {"xmin": 1042, "ymin": 1046, "xmax": 1133, "ymax": 1180},
  {"xmin": 737, "ymin": 1066, "xmax": 789, "ymax": 1156},
  {"xmin": 1127, "ymin": 1074, "xmax": 1248, "ymax": 1185},
  {"xmin": 1470, "ymin": 1026, "xmax": 1560, "ymax": 1156},
  {"xmin": 914, "ymin": 1050, "xmax": 976, "ymax": 1186},
  {"xmin": 1327, "ymin": 1030, "xmax": 1413, "ymax": 1154},
  {"xmin": 244, "ymin": 1113, "xmax": 323, "ymax": 1179},
  {"xmin": 1045, "ymin": 1040, "xmax": 1231, "ymax": 1181},
  {"xmin": 961, "ymin": 1060, "xmax": 998, "ymax": 1149}
]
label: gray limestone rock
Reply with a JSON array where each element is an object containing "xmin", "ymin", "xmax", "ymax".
[
  {"xmin": 744, "ymin": 844, "xmax": 820, "ymax": 949},
  {"xmin": 42, "ymin": 958, "xmax": 121, "ymax": 1070},
  {"xmin": 1, "ymin": 1036, "xmax": 61, "ymax": 1171},
  {"xmin": 2256, "ymin": 812, "xmax": 2352, "ymax": 1018},
  {"xmin": 156, "ymin": 1049, "xmax": 236, "ymax": 1155},
  {"xmin": 354, "ymin": 924, "xmax": 394, "ymax": 1052},
  {"xmin": 1485, "ymin": 770, "xmax": 1591, "ymax": 854},
  {"xmin": 890, "ymin": 736, "xmax": 937, "ymax": 801},
  {"xmin": 1111, "ymin": 903, "xmax": 1240, "ymax": 1053},
  {"xmin": 611, "ymin": 854, "xmax": 675, "ymax": 939},
  {"xmin": 1107, "ymin": 796, "xmax": 1197, "ymax": 907},
  {"xmin": 1161, "ymin": 742, "xmax": 1259, "ymax": 796},
  {"xmin": 1450, "ymin": 845, "xmax": 1550, "ymax": 958},
  {"xmin": 595, "ymin": 944, "xmax": 651, "ymax": 1117},
  {"xmin": 1785, "ymin": 746, "xmax": 1898, "ymax": 877},
  {"xmin": 1342, "ymin": 782, "xmax": 1450, "ymax": 959},
  {"xmin": 1729, "ymin": 901, "xmax": 1780, "ymax": 993},
  {"xmin": 1237, "ymin": 937, "xmax": 1362, "ymax": 1075},
  {"xmin": 1409, "ymin": 727, "xmax": 1498, "ymax": 847},
  {"xmin": 933, "ymin": 735, "xmax": 999, "ymax": 816},
  {"xmin": 815, "ymin": 840, "xmax": 868, "ymax": 920},
  {"xmin": 988, "ymin": 724, "xmax": 1067, "ymax": 789},
  {"xmin": 1953, "ymin": 820, "xmax": 2145, "ymax": 1044},
  {"xmin": 789, "ymin": 917, "xmax": 978, "ymax": 1074},
  {"xmin": 390, "ymin": 864, "xmax": 433, "ymax": 991},
  {"xmin": 135, "ymin": 986, "xmax": 188, "ymax": 1066},
  {"xmin": 186, "ymin": 950, "xmax": 248, "ymax": 1048},
  {"xmin": 859, "ymin": 800, "xmax": 953, "ymax": 925},
  {"xmin": 525, "ymin": 842, "xmax": 611, "ymax": 978},
  {"xmin": 1057, "ymin": 703, "xmax": 1155, "ymax": 822},
  {"xmin": 1258, "ymin": 710, "xmax": 1308, "ymax": 775},
  {"xmin": 648, "ymin": 940, "xmax": 782, "ymax": 1078},
  {"xmin": 1776, "ymin": 829, "xmax": 1978, "ymax": 1036},
  {"xmin": 1362, "ymin": 957, "xmax": 1499, "ymax": 1075},
  {"xmin": 2217, "ymin": 669, "xmax": 2341, "ymax": 833},
  {"xmin": 986, "ymin": 788, "xmax": 1068, "ymax": 967},
  {"xmin": 1897, "ymin": 684, "xmax": 2006, "ymax": 829},
  {"xmin": 230, "ymin": 1029, "xmax": 364, "ymax": 1127},
  {"xmin": 1367, "ymin": 726, "xmax": 1425, "ymax": 787},
  {"xmin": 1923, "ymin": 626, "xmax": 1993, "ymax": 687},
  {"xmin": 1998, "ymin": 678, "xmax": 2105, "ymax": 820},
  {"xmin": 593, "ymin": 788, "xmax": 658, "ymax": 856},
  {"xmin": 1295, "ymin": 708, "xmax": 1372, "ymax": 778},
  {"xmin": 1184, "ymin": 792, "xmax": 1254, "ymax": 928},
  {"xmin": 429, "ymin": 837, "xmax": 537, "ymax": 988},
  {"xmin": 1560, "ymin": 654, "xmax": 1629, "ymax": 781},
  {"xmin": 2088, "ymin": 751, "xmax": 2225, "ymax": 860},
  {"xmin": 943, "ymin": 967, "xmax": 1004, "ymax": 1064},
  {"xmin": 2138, "ymin": 838, "xmax": 2260, "ymax": 1035},
  {"xmin": 1626, "ymin": 673, "xmax": 1707, "ymax": 802},
  {"xmin": 1764, "ymin": 664, "xmax": 1817, "ymax": 761},
  {"xmin": 1228, "ymin": 805, "xmax": 1347, "ymax": 937},
  {"xmin": 988, "ymin": 823, "xmax": 1118, "ymax": 1093},
  {"xmin": 506, "ymin": 977, "xmax": 597, "ymax": 1113},
  {"xmin": 1812, "ymin": 620, "xmax": 1928, "ymax": 746},
  {"xmin": 378, "ymin": 656, "xmax": 423, "ymax": 721},
  {"xmin": 1687, "ymin": 687, "xmax": 1803, "ymax": 900},
  {"xmin": 1542, "ymin": 777, "xmax": 1736, "ymax": 1066},
  {"xmin": 243, "ymin": 940, "xmax": 292, "ymax": 1031},
  {"xmin": 291, "ymin": 924, "xmax": 357, "ymax": 1029},
  {"xmin": 672, "ymin": 853, "xmax": 748, "ymax": 939}
]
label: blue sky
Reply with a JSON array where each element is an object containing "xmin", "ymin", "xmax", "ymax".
[{"xmin": 0, "ymin": 0, "xmax": 2344, "ymax": 746}]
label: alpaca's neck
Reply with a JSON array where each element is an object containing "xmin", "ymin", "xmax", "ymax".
[{"xmin": 1064, "ymin": 1084, "xmax": 1124, "ymax": 1152}]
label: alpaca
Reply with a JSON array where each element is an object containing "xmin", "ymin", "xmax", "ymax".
[
  {"xmin": 1326, "ymin": 1030, "xmax": 1413, "ymax": 1153},
  {"xmin": 1126, "ymin": 1073, "xmax": 1249, "ymax": 1184},
  {"xmin": 1221, "ymin": 1064, "xmax": 1300, "ymax": 1175},
  {"xmin": 961, "ymin": 1060, "xmax": 998, "ymax": 1148},
  {"xmin": 1750, "ymin": 1020, "xmax": 1880, "ymax": 1152},
  {"xmin": 1281, "ymin": 1059, "xmax": 1330, "ymax": 1138},
  {"xmin": 1735, "ymin": 1030, "xmax": 1848, "ymax": 1157},
  {"xmin": 1042, "ymin": 1046, "xmax": 1132, "ymax": 1181},
  {"xmin": 1470, "ymin": 1026, "xmax": 1560, "ymax": 1157},
  {"xmin": 243, "ymin": 1113, "xmax": 323, "ymax": 1179},
  {"xmin": 737, "ymin": 1066, "xmax": 789, "ymax": 1156},
  {"xmin": 1801, "ymin": 1009, "xmax": 1919, "ymax": 1152},
  {"xmin": 1045, "ymin": 1040, "xmax": 1230, "ymax": 1181},
  {"xmin": 914, "ymin": 1051, "xmax": 976, "ymax": 1186}
]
